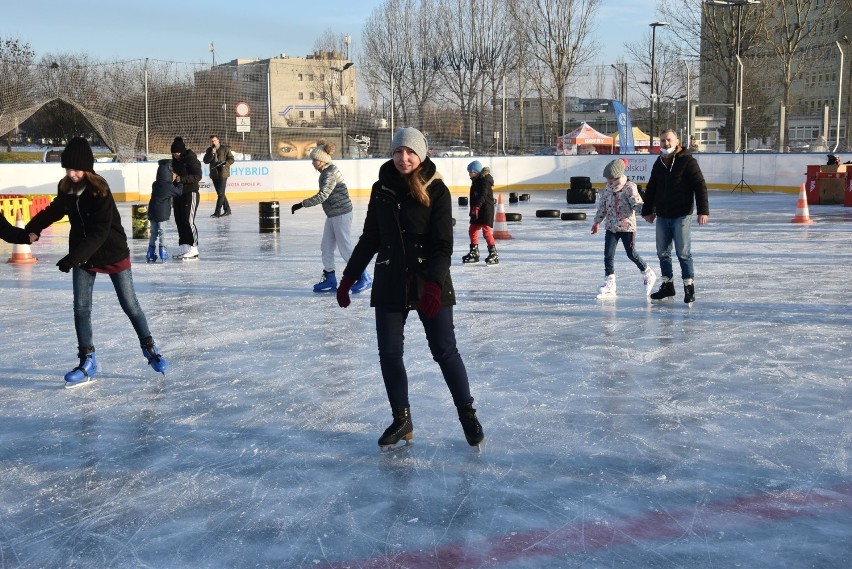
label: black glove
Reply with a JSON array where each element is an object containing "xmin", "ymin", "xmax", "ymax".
[
  {"xmin": 56, "ymin": 256, "xmax": 76, "ymax": 273},
  {"xmin": 291, "ymin": 203, "xmax": 304, "ymax": 215}
]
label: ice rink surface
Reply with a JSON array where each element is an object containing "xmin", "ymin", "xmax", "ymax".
[{"xmin": 0, "ymin": 189, "xmax": 850, "ymax": 568}]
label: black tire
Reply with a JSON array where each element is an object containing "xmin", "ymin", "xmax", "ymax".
[
  {"xmin": 536, "ymin": 209, "xmax": 561, "ymax": 218},
  {"xmin": 509, "ymin": 195, "xmax": 519, "ymax": 203},
  {"xmin": 509, "ymin": 192, "xmax": 518, "ymax": 199},
  {"xmin": 458, "ymin": 196, "xmax": 468, "ymax": 206},
  {"xmin": 520, "ymin": 193, "xmax": 531, "ymax": 201},
  {"xmin": 561, "ymin": 212, "xmax": 587, "ymax": 221},
  {"xmin": 570, "ymin": 176, "xmax": 591, "ymax": 186},
  {"xmin": 566, "ymin": 188, "xmax": 596, "ymax": 204},
  {"xmin": 504, "ymin": 212, "xmax": 522, "ymax": 222}
]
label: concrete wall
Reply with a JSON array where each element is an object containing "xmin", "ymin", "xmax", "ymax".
[{"xmin": 2, "ymin": 152, "xmax": 848, "ymax": 202}]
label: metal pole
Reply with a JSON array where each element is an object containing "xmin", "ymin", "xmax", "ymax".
[
  {"xmin": 650, "ymin": 26, "xmax": 657, "ymax": 152},
  {"xmin": 834, "ymin": 40, "xmax": 844, "ymax": 152},
  {"xmin": 390, "ymin": 73, "xmax": 395, "ymax": 147},
  {"xmin": 267, "ymin": 66, "xmax": 273, "ymax": 159},
  {"xmin": 144, "ymin": 58, "xmax": 149, "ymax": 157},
  {"xmin": 685, "ymin": 61, "xmax": 691, "ymax": 144},
  {"xmin": 734, "ymin": 4, "xmax": 743, "ymax": 152}
]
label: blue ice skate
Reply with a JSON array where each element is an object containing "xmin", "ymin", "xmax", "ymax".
[
  {"xmin": 65, "ymin": 348, "xmax": 97, "ymax": 389},
  {"xmin": 146, "ymin": 245, "xmax": 157, "ymax": 263},
  {"xmin": 158, "ymin": 245, "xmax": 170, "ymax": 262},
  {"xmin": 141, "ymin": 336, "xmax": 168, "ymax": 374},
  {"xmin": 351, "ymin": 271, "xmax": 373, "ymax": 294},
  {"xmin": 313, "ymin": 270, "xmax": 337, "ymax": 292}
]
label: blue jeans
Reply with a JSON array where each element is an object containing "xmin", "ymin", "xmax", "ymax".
[
  {"xmin": 374, "ymin": 306, "xmax": 473, "ymax": 409},
  {"xmin": 655, "ymin": 215, "xmax": 694, "ymax": 280},
  {"xmin": 147, "ymin": 220, "xmax": 165, "ymax": 248},
  {"xmin": 604, "ymin": 230, "xmax": 647, "ymax": 276},
  {"xmin": 72, "ymin": 267, "xmax": 151, "ymax": 348}
]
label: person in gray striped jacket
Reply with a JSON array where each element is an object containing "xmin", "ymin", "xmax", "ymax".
[{"xmin": 291, "ymin": 139, "xmax": 372, "ymax": 293}]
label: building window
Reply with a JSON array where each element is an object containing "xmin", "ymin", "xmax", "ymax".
[
  {"xmin": 308, "ymin": 74, "xmax": 315, "ymax": 81},
  {"xmin": 298, "ymin": 92, "xmax": 304, "ymax": 100},
  {"xmin": 298, "ymin": 74, "xmax": 303, "ymax": 81},
  {"xmin": 299, "ymin": 111, "xmax": 304, "ymax": 118},
  {"xmin": 310, "ymin": 92, "xmax": 315, "ymax": 100},
  {"xmin": 310, "ymin": 111, "xmax": 315, "ymax": 119}
]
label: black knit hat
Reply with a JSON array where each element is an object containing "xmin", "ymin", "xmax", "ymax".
[
  {"xmin": 170, "ymin": 136, "xmax": 187, "ymax": 154},
  {"xmin": 60, "ymin": 137, "xmax": 95, "ymax": 172}
]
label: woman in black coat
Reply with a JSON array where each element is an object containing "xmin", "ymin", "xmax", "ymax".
[
  {"xmin": 25, "ymin": 137, "xmax": 168, "ymax": 388},
  {"xmin": 336, "ymin": 127, "xmax": 485, "ymax": 450}
]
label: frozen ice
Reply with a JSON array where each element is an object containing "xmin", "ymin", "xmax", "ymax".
[{"xmin": 0, "ymin": 190, "xmax": 850, "ymax": 567}]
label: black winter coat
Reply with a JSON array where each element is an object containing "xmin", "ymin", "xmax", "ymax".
[
  {"xmin": 149, "ymin": 159, "xmax": 184, "ymax": 222},
  {"xmin": 344, "ymin": 158, "xmax": 456, "ymax": 311},
  {"xmin": 0, "ymin": 215, "xmax": 29, "ymax": 244},
  {"xmin": 171, "ymin": 149, "xmax": 202, "ymax": 195},
  {"xmin": 641, "ymin": 148, "xmax": 709, "ymax": 218},
  {"xmin": 469, "ymin": 170, "xmax": 495, "ymax": 227},
  {"xmin": 26, "ymin": 176, "xmax": 130, "ymax": 267}
]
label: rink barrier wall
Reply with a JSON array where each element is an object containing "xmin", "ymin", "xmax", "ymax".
[{"xmin": 0, "ymin": 153, "xmax": 848, "ymax": 203}]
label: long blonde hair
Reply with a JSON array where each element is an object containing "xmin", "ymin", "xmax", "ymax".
[{"xmin": 407, "ymin": 165, "xmax": 430, "ymax": 207}]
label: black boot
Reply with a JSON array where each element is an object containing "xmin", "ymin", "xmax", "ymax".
[
  {"xmin": 484, "ymin": 244, "xmax": 499, "ymax": 265},
  {"xmin": 650, "ymin": 279, "xmax": 676, "ymax": 301},
  {"xmin": 684, "ymin": 281, "xmax": 695, "ymax": 304},
  {"xmin": 462, "ymin": 244, "xmax": 480, "ymax": 264},
  {"xmin": 378, "ymin": 407, "xmax": 413, "ymax": 450},
  {"xmin": 457, "ymin": 404, "xmax": 485, "ymax": 446}
]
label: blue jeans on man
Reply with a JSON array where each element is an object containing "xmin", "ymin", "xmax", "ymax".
[{"xmin": 655, "ymin": 215, "xmax": 693, "ymax": 280}]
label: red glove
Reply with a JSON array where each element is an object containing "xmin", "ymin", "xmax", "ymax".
[
  {"xmin": 469, "ymin": 207, "xmax": 479, "ymax": 223},
  {"xmin": 418, "ymin": 281, "xmax": 443, "ymax": 318},
  {"xmin": 337, "ymin": 275, "xmax": 356, "ymax": 308}
]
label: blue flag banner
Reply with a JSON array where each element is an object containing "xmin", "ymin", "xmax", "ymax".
[{"xmin": 612, "ymin": 100, "xmax": 634, "ymax": 154}]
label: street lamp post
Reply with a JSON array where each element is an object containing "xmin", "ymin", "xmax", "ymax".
[
  {"xmin": 330, "ymin": 62, "xmax": 354, "ymax": 157},
  {"xmin": 610, "ymin": 63, "xmax": 627, "ymax": 103},
  {"xmin": 649, "ymin": 21, "xmax": 669, "ymax": 153},
  {"xmin": 834, "ymin": 37, "xmax": 847, "ymax": 152},
  {"xmin": 705, "ymin": 0, "xmax": 761, "ymax": 152}
]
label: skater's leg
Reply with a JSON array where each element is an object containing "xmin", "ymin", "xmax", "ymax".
[
  {"xmin": 655, "ymin": 217, "xmax": 675, "ymax": 279},
  {"xmin": 187, "ymin": 192, "xmax": 200, "ymax": 247},
  {"xmin": 468, "ymin": 224, "xmax": 480, "ymax": 245},
  {"xmin": 375, "ymin": 307, "xmax": 410, "ymax": 409},
  {"xmin": 71, "ymin": 267, "xmax": 96, "ymax": 348},
  {"xmin": 619, "ymin": 231, "xmax": 648, "ymax": 271},
  {"xmin": 320, "ymin": 218, "xmax": 337, "ymax": 272},
  {"xmin": 603, "ymin": 230, "xmax": 618, "ymax": 276},
  {"xmin": 670, "ymin": 215, "xmax": 694, "ymax": 281},
  {"xmin": 109, "ymin": 269, "xmax": 152, "ymax": 340},
  {"xmin": 331, "ymin": 211, "xmax": 354, "ymax": 263},
  {"xmin": 418, "ymin": 306, "xmax": 474, "ymax": 408},
  {"xmin": 482, "ymin": 225, "xmax": 495, "ymax": 247}
]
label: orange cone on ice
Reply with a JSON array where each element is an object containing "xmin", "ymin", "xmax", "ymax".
[
  {"xmin": 6, "ymin": 211, "xmax": 37, "ymax": 264},
  {"xmin": 493, "ymin": 194, "xmax": 513, "ymax": 240},
  {"xmin": 791, "ymin": 183, "xmax": 813, "ymax": 224}
]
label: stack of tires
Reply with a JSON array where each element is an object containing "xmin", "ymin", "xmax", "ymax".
[{"xmin": 566, "ymin": 176, "xmax": 596, "ymax": 204}]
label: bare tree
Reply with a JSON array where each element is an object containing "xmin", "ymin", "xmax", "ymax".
[
  {"xmin": 0, "ymin": 36, "xmax": 36, "ymax": 150},
  {"xmin": 512, "ymin": 0, "xmax": 601, "ymax": 138}
]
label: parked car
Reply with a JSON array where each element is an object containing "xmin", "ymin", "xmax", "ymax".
[
  {"xmin": 432, "ymin": 145, "xmax": 473, "ymax": 157},
  {"xmin": 41, "ymin": 147, "xmax": 65, "ymax": 162}
]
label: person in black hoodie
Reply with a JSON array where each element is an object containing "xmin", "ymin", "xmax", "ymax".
[
  {"xmin": 641, "ymin": 129, "xmax": 710, "ymax": 304},
  {"xmin": 25, "ymin": 137, "xmax": 168, "ymax": 388},
  {"xmin": 461, "ymin": 160, "xmax": 498, "ymax": 265},
  {"xmin": 170, "ymin": 137, "xmax": 202, "ymax": 260},
  {"xmin": 337, "ymin": 127, "xmax": 485, "ymax": 450}
]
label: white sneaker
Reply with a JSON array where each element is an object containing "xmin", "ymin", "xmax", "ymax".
[
  {"xmin": 642, "ymin": 267, "xmax": 657, "ymax": 295},
  {"xmin": 596, "ymin": 274, "xmax": 616, "ymax": 298}
]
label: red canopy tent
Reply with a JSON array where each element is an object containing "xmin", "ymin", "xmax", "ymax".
[{"xmin": 557, "ymin": 123, "xmax": 614, "ymax": 155}]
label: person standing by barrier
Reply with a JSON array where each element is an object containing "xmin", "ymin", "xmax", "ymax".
[
  {"xmin": 291, "ymin": 139, "xmax": 371, "ymax": 294},
  {"xmin": 146, "ymin": 158, "xmax": 183, "ymax": 263},
  {"xmin": 461, "ymin": 160, "xmax": 498, "ymax": 265},
  {"xmin": 641, "ymin": 129, "xmax": 709, "ymax": 304},
  {"xmin": 170, "ymin": 137, "xmax": 202, "ymax": 260},
  {"xmin": 24, "ymin": 137, "xmax": 168, "ymax": 388},
  {"xmin": 336, "ymin": 127, "xmax": 485, "ymax": 450},
  {"xmin": 203, "ymin": 134, "xmax": 234, "ymax": 218}
]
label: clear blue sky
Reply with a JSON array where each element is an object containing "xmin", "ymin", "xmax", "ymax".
[{"xmin": 3, "ymin": 0, "xmax": 658, "ymax": 66}]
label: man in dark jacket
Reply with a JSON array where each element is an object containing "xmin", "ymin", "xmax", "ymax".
[
  {"xmin": 203, "ymin": 134, "xmax": 235, "ymax": 217},
  {"xmin": 641, "ymin": 129, "xmax": 710, "ymax": 304},
  {"xmin": 170, "ymin": 137, "xmax": 202, "ymax": 260}
]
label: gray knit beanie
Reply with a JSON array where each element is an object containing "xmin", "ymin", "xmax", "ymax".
[
  {"xmin": 603, "ymin": 158, "xmax": 627, "ymax": 179},
  {"xmin": 391, "ymin": 127, "xmax": 429, "ymax": 162}
]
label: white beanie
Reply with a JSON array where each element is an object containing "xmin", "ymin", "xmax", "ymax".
[{"xmin": 391, "ymin": 127, "xmax": 429, "ymax": 162}]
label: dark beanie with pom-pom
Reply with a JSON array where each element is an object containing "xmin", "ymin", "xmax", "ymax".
[{"xmin": 60, "ymin": 137, "xmax": 95, "ymax": 172}]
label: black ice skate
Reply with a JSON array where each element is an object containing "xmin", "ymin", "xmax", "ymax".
[{"xmin": 378, "ymin": 407, "xmax": 413, "ymax": 451}]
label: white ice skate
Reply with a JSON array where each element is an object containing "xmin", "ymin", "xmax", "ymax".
[{"xmin": 596, "ymin": 274, "xmax": 616, "ymax": 299}]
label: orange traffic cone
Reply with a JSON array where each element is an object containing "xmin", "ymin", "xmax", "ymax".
[
  {"xmin": 791, "ymin": 183, "xmax": 813, "ymax": 224},
  {"xmin": 7, "ymin": 211, "xmax": 37, "ymax": 264},
  {"xmin": 492, "ymin": 193, "xmax": 512, "ymax": 240}
]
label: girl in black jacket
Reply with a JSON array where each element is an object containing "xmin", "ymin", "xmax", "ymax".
[
  {"xmin": 25, "ymin": 137, "xmax": 168, "ymax": 388},
  {"xmin": 337, "ymin": 127, "xmax": 485, "ymax": 450},
  {"xmin": 461, "ymin": 160, "xmax": 498, "ymax": 265}
]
